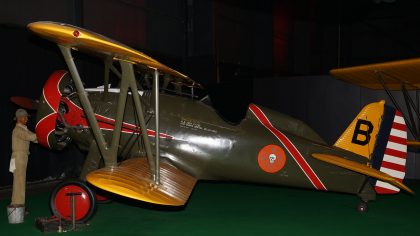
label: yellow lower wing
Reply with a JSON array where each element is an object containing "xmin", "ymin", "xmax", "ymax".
[
  {"xmin": 86, "ymin": 158, "xmax": 197, "ymax": 206},
  {"xmin": 311, "ymin": 153, "xmax": 414, "ymax": 194}
]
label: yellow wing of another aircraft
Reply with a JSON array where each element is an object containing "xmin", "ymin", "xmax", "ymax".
[
  {"xmin": 27, "ymin": 21, "xmax": 192, "ymax": 81},
  {"xmin": 330, "ymin": 58, "xmax": 420, "ymax": 90},
  {"xmin": 407, "ymin": 140, "xmax": 420, "ymax": 147},
  {"xmin": 330, "ymin": 58, "xmax": 420, "ymax": 146}
]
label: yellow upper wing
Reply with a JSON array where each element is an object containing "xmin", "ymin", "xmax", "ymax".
[
  {"xmin": 330, "ymin": 58, "xmax": 420, "ymax": 90},
  {"xmin": 27, "ymin": 21, "xmax": 193, "ymax": 82}
]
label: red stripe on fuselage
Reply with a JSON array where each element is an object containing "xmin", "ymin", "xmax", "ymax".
[
  {"xmin": 62, "ymin": 97, "xmax": 173, "ymax": 140},
  {"xmin": 249, "ymin": 104, "xmax": 327, "ymax": 191}
]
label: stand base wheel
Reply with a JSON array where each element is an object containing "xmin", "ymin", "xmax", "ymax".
[{"xmin": 50, "ymin": 180, "xmax": 96, "ymax": 222}]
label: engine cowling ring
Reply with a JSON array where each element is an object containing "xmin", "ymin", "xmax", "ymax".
[{"xmin": 35, "ymin": 70, "xmax": 73, "ymax": 150}]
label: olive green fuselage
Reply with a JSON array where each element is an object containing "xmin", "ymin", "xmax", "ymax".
[{"xmin": 60, "ymin": 90, "xmax": 370, "ymax": 196}]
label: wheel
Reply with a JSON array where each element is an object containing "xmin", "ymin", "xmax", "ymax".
[
  {"xmin": 356, "ymin": 202, "xmax": 368, "ymax": 213},
  {"xmin": 50, "ymin": 180, "xmax": 97, "ymax": 222}
]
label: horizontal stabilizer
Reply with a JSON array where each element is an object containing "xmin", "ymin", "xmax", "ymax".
[
  {"xmin": 86, "ymin": 158, "xmax": 197, "ymax": 206},
  {"xmin": 311, "ymin": 153, "xmax": 414, "ymax": 194}
]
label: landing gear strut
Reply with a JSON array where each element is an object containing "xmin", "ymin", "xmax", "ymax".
[{"xmin": 356, "ymin": 179, "xmax": 376, "ymax": 213}]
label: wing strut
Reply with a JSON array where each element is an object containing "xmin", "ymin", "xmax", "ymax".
[
  {"xmin": 375, "ymin": 72, "xmax": 420, "ymax": 141},
  {"xmin": 153, "ymin": 69, "xmax": 160, "ymax": 184},
  {"xmin": 121, "ymin": 62, "xmax": 157, "ymax": 181},
  {"xmin": 58, "ymin": 46, "xmax": 158, "ymax": 182},
  {"xmin": 59, "ymin": 46, "xmax": 115, "ymax": 166}
]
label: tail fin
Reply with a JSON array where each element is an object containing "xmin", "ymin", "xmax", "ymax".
[
  {"xmin": 334, "ymin": 100, "xmax": 408, "ymax": 194},
  {"xmin": 334, "ymin": 100, "xmax": 385, "ymax": 159}
]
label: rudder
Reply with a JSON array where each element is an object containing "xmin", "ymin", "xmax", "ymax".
[{"xmin": 371, "ymin": 108, "xmax": 407, "ymax": 194}]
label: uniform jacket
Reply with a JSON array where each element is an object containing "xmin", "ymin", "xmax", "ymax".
[{"xmin": 12, "ymin": 123, "xmax": 37, "ymax": 154}]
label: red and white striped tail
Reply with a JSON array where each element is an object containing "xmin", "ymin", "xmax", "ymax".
[{"xmin": 375, "ymin": 111, "xmax": 407, "ymax": 194}]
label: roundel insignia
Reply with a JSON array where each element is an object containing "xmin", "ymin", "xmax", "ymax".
[{"xmin": 257, "ymin": 144, "xmax": 286, "ymax": 173}]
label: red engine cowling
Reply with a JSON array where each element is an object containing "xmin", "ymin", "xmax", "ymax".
[{"xmin": 35, "ymin": 70, "xmax": 73, "ymax": 150}]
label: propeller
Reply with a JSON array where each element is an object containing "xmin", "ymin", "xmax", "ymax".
[{"xmin": 10, "ymin": 96, "xmax": 39, "ymax": 110}]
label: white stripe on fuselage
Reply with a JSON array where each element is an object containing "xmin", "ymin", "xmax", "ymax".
[{"xmin": 85, "ymin": 87, "xmax": 144, "ymax": 96}]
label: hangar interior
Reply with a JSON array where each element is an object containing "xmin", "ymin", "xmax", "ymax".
[{"xmin": 0, "ymin": 0, "xmax": 419, "ymax": 235}]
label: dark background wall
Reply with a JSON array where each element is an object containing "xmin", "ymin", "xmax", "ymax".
[
  {"xmin": 1, "ymin": 0, "xmax": 420, "ymax": 187},
  {"xmin": 252, "ymin": 0, "xmax": 420, "ymax": 178}
]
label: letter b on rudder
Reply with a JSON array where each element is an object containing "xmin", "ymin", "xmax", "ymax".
[{"xmin": 351, "ymin": 119, "xmax": 373, "ymax": 145}]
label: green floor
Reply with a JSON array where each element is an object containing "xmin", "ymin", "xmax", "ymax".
[{"xmin": 1, "ymin": 181, "xmax": 419, "ymax": 236}]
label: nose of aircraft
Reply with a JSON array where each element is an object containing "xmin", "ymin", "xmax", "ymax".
[{"xmin": 35, "ymin": 70, "xmax": 72, "ymax": 150}]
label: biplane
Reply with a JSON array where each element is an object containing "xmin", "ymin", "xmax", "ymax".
[{"xmin": 24, "ymin": 21, "xmax": 413, "ymax": 222}]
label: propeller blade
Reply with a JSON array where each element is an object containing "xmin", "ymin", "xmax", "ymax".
[{"xmin": 10, "ymin": 96, "xmax": 39, "ymax": 110}]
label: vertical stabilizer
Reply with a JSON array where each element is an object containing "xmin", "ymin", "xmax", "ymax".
[{"xmin": 334, "ymin": 100, "xmax": 385, "ymax": 159}]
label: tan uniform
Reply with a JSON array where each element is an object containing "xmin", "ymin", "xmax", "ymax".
[{"xmin": 11, "ymin": 123, "xmax": 37, "ymax": 206}]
